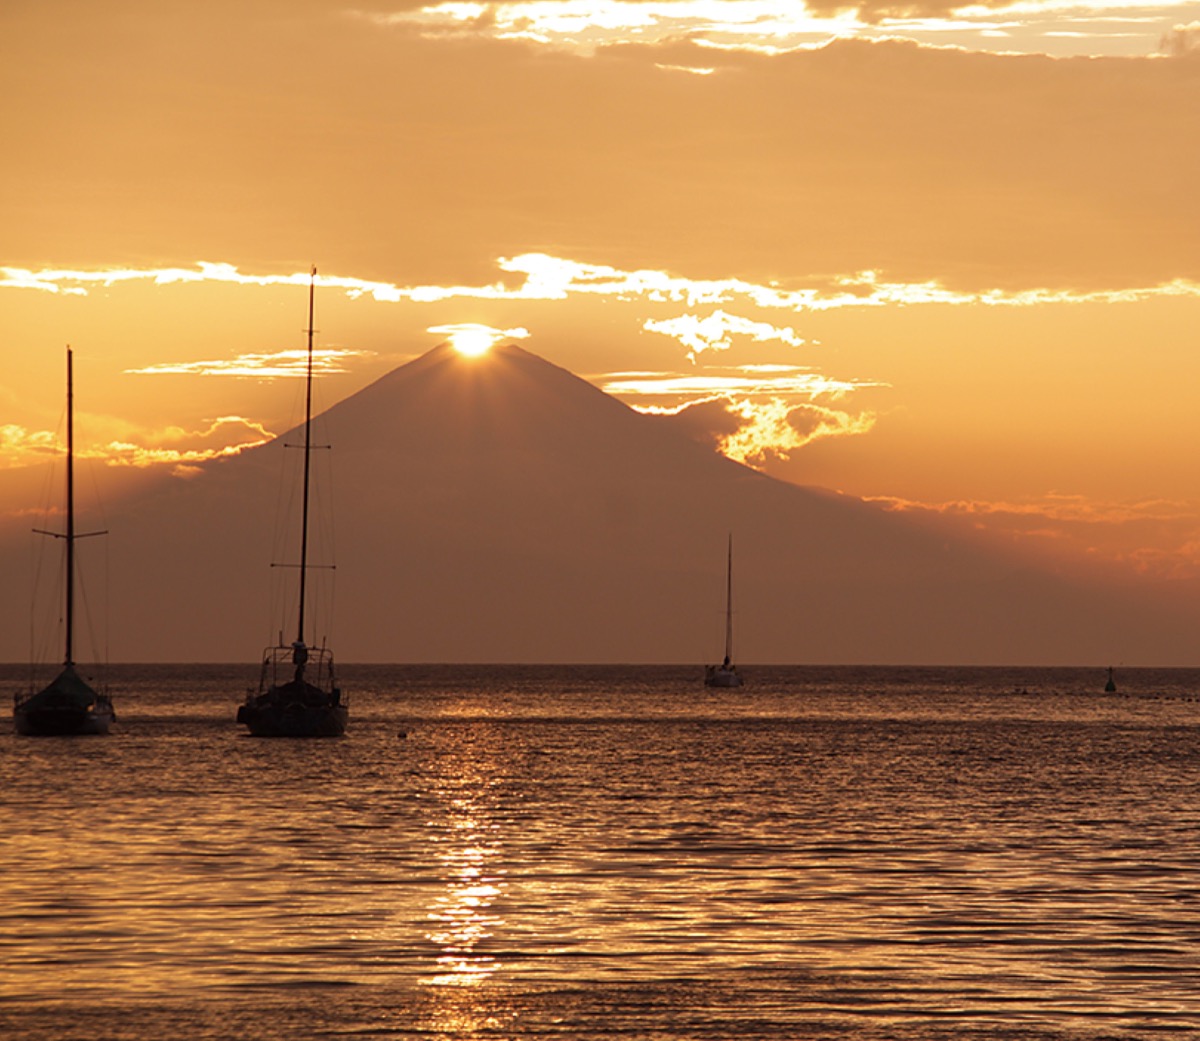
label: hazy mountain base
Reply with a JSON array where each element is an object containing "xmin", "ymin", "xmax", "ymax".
[{"xmin": 1, "ymin": 344, "xmax": 1195, "ymax": 665}]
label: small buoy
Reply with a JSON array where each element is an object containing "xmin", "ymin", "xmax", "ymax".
[{"xmin": 397, "ymin": 730, "xmax": 408, "ymax": 739}]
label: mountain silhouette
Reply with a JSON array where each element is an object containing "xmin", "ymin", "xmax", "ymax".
[{"xmin": 2, "ymin": 342, "xmax": 1193, "ymax": 664}]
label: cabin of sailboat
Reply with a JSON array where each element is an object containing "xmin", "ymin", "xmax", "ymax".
[
  {"xmin": 705, "ymin": 534, "xmax": 743, "ymax": 688},
  {"xmin": 14, "ymin": 347, "xmax": 115, "ymax": 736},
  {"xmin": 237, "ymin": 268, "xmax": 347, "ymax": 737},
  {"xmin": 241, "ymin": 637, "xmax": 344, "ymax": 738}
]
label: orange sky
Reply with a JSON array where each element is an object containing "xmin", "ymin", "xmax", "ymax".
[{"xmin": 2, "ymin": 1, "xmax": 1199, "ymax": 583}]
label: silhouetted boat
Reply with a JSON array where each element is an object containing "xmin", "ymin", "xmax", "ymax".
[
  {"xmin": 1104, "ymin": 666, "xmax": 1117, "ymax": 693},
  {"xmin": 705, "ymin": 534, "xmax": 743, "ymax": 688},
  {"xmin": 14, "ymin": 347, "xmax": 115, "ymax": 736},
  {"xmin": 237, "ymin": 269, "xmax": 347, "ymax": 737}
]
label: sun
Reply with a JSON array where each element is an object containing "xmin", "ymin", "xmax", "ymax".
[
  {"xmin": 449, "ymin": 328, "xmax": 498, "ymax": 357},
  {"xmin": 431, "ymin": 322, "xmax": 530, "ymax": 357}
]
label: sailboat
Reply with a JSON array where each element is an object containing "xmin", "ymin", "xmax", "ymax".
[
  {"xmin": 704, "ymin": 534, "xmax": 743, "ymax": 688},
  {"xmin": 14, "ymin": 347, "xmax": 115, "ymax": 736},
  {"xmin": 237, "ymin": 269, "xmax": 347, "ymax": 737}
]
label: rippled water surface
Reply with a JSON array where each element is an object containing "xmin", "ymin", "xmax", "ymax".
[{"xmin": 4, "ymin": 664, "xmax": 1200, "ymax": 1040}]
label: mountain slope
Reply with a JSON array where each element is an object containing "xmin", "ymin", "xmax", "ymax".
[{"xmin": 2, "ymin": 343, "xmax": 1194, "ymax": 664}]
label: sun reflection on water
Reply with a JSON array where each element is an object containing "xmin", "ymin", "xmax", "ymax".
[{"xmin": 423, "ymin": 790, "xmax": 507, "ymax": 987}]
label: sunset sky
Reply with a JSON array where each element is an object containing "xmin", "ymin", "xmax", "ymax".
[{"xmin": 3, "ymin": 0, "xmax": 1198, "ymax": 583}]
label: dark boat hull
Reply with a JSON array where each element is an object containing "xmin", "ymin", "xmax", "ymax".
[
  {"xmin": 704, "ymin": 666, "xmax": 743, "ymax": 688},
  {"xmin": 14, "ymin": 704, "xmax": 113, "ymax": 736},
  {"xmin": 237, "ymin": 679, "xmax": 347, "ymax": 737},
  {"xmin": 14, "ymin": 665, "xmax": 114, "ymax": 736}
]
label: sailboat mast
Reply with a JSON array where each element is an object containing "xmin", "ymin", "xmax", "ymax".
[
  {"xmin": 724, "ymin": 533, "xmax": 734, "ymax": 662},
  {"xmin": 64, "ymin": 346, "xmax": 76, "ymax": 667},
  {"xmin": 296, "ymin": 268, "xmax": 316, "ymax": 646}
]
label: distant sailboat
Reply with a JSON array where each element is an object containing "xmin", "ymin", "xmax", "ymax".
[
  {"xmin": 14, "ymin": 347, "xmax": 115, "ymax": 736},
  {"xmin": 705, "ymin": 534, "xmax": 743, "ymax": 688},
  {"xmin": 237, "ymin": 269, "xmax": 347, "ymax": 737},
  {"xmin": 1104, "ymin": 666, "xmax": 1117, "ymax": 693}
]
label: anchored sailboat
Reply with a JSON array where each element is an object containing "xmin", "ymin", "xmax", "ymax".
[
  {"xmin": 237, "ymin": 269, "xmax": 347, "ymax": 737},
  {"xmin": 705, "ymin": 534, "xmax": 743, "ymax": 688},
  {"xmin": 14, "ymin": 347, "xmax": 115, "ymax": 736}
]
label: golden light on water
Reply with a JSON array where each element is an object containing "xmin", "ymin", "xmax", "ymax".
[
  {"xmin": 424, "ymin": 791, "xmax": 506, "ymax": 987},
  {"xmin": 427, "ymin": 864, "xmax": 503, "ymax": 984}
]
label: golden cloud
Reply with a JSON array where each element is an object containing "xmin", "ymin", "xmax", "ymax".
[
  {"xmin": 0, "ymin": 417, "xmax": 273, "ymax": 476},
  {"xmin": 370, "ymin": 0, "xmax": 855, "ymax": 53},
  {"xmin": 0, "ymin": 425, "xmax": 61, "ymax": 467},
  {"xmin": 5, "ymin": 257, "xmax": 1193, "ymax": 486},
  {"xmin": 7, "ymin": 257, "xmax": 1199, "ymax": 315},
  {"xmin": 100, "ymin": 417, "xmax": 273, "ymax": 473},
  {"xmin": 606, "ymin": 364, "xmax": 878, "ymax": 465},
  {"xmin": 1161, "ymin": 20, "xmax": 1200, "ymax": 54},
  {"xmin": 363, "ymin": 0, "xmax": 1195, "ymax": 56},
  {"xmin": 126, "ymin": 348, "xmax": 370, "ymax": 379},
  {"xmin": 872, "ymin": 493, "xmax": 1200, "ymax": 578},
  {"xmin": 643, "ymin": 309, "xmax": 807, "ymax": 360},
  {"xmin": 428, "ymin": 322, "xmax": 531, "ymax": 356},
  {"xmin": 0, "ymin": 262, "xmax": 314, "ymax": 294},
  {"xmin": 603, "ymin": 367, "xmax": 872, "ymax": 399}
]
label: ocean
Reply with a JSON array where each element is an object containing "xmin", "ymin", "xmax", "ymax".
[{"xmin": 3, "ymin": 664, "xmax": 1199, "ymax": 1040}]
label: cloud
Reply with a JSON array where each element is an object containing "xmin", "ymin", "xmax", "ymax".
[
  {"xmin": 648, "ymin": 395, "xmax": 877, "ymax": 465},
  {"xmin": 0, "ymin": 262, "xmax": 315, "ymax": 295},
  {"xmin": 364, "ymin": 0, "xmax": 1196, "ymax": 55},
  {"xmin": 720, "ymin": 398, "xmax": 877, "ymax": 464},
  {"xmin": 0, "ymin": 417, "xmax": 273, "ymax": 476},
  {"xmin": 368, "ymin": 1, "xmax": 857, "ymax": 53},
  {"xmin": 428, "ymin": 322, "xmax": 530, "ymax": 356},
  {"xmin": 643, "ymin": 309, "xmax": 807, "ymax": 360},
  {"xmin": 10, "ymin": 257, "xmax": 1197, "ymax": 315},
  {"xmin": 126, "ymin": 348, "xmax": 371, "ymax": 379},
  {"xmin": 605, "ymin": 364, "xmax": 878, "ymax": 464},
  {"xmin": 6, "ymin": 22, "xmax": 1199, "ymax": 295},
  {"xmin": 873, "ymin": 493, "xmax": 1200, "ymax": 578},
  {"xmin": 99, "ymin": 416, "xmax": 274, "ymax": 475},
  {"xmin": 603, "ymin": 366, "xmax": 872, "ymax": 399},
  {"xmin": 0, "ymin": 425, "xmax": 62, "ymax": 469},
  {"xmin": 1161, "ymin": 20, "xmax": 1200, "ymax": 54},
  {"xmin": 638, "ymin": 395, "xmax": 744, "ymax": 446}
]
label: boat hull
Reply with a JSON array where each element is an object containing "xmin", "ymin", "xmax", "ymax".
[
  {"xmin": 14, "ymin": 666, "xmax": 114, "ymax": 735},
  {"xmin": 704, "ymin": 667, "xmax": 743, "ymax": 688},
  {"xmin": 14, "ymin": 703, "xmax": 113, "ymax": 736},
  {"xmin": 238, "ymin": 679, "xmax": 347, "ymax": 737}
]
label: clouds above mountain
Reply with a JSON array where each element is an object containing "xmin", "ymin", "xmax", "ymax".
[
  {"xmin": 3, "ymin": 10, "xmax": 1196, "ymax": 291},
  {"xmin": 366, "ymin": 0, "xmax": 1198, "ymax": 57}
]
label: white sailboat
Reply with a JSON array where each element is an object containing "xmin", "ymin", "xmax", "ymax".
[
  {"xmin": 237, "ymin": 269, "xmax": 347, "ymax": 737},
  {"xmin": 705, "ymin": 534, "xmax": 743, "ymax": 688},
  {"xmin": 14, "ymin": 347, "xmax": 115, "ymax": 736}
]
